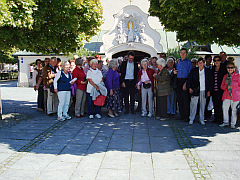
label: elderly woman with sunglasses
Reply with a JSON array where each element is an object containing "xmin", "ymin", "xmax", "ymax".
[
  {"xmin": 137, "ymin": 59, "xmax": 155, "ymax": 117},
  {"xmin": 211, "ymin": 56, "xmax": 227, "ymax": 124},
  {"xmin": 219, "ymin": 62, "xmax": 240, "ymax": 129}
]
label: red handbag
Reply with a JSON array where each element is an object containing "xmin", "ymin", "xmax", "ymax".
[{"xmin": 94, "ymin": 95, "xmax": 107, "ymax": 106}]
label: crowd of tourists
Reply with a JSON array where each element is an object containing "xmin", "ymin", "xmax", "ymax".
[{"xmin": 32, "ymin": 49, "xmax": 240, "ymax": 128}]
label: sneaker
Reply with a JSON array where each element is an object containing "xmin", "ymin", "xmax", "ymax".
[
  {"xmin": 114, "ymin": 113, "xmax": 119, "ymax": 117},
  {"xmin": 141, "ymin": 113, "xmax": 147, "ymax": 117},
  {"xmin": 63, "ymin": 115, "xmax": 71, "ymax": 120},
  {"xmin": 57, "ymin": 117, "xmax": 65, "ymax": 121},
  {"xmin": 219, "ymin": 123, "xmax": 229, "ymax": 127},
  {"xmin": 231, "ymin": 125, "xmax": 236, "ymax": 129},
  {"xmin": 89, "ymin": 115, "xmax": 94, "ymax": 119},
  {"xmin": 147, "ymin": 113, "xmax": 152, "ymax": 117},
  {"xmin": 200, "ymin": 121, "xmax": 205, "ymax": 125},
  {"xmin": 189, "ymin": 120, "xmax": 193, "ymax": 125},
  {"xmin": 95, "ymin": 114, "xmax": 101, "ymax": 119},
  {"xmin": 156, "ymin": 116, "xmax": 161, "ymax": 119}
]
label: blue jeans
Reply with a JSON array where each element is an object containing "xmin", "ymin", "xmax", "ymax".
[
  {"xmin": 87, "ymin": 93, "xmax": 100, "ymax": 115},
  {"xmin": 167, "ymin": 90, "xmax": 176, "ymax": 115}
]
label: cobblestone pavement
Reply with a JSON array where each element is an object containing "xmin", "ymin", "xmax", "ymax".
[{"xmin": 0, "ymin": 80, "xmax": 240, "ymax": 180}]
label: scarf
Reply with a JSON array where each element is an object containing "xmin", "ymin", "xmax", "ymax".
[{"xmin": 226, "ymin": 73, "xmax": 232, "ymax": 96}]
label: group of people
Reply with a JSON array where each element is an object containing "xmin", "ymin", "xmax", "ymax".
[{"xmin": 32, "ymin": 49, "xmax": 240, "ymax": 128}]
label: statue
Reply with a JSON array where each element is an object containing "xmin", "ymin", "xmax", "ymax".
[
  {"xmin": 134, "ymin": 35, "xmax": 139, "ymax": 43},
  {"xmin": 127, "ymin": 21, "xmax": 134, "ymax": 42}
]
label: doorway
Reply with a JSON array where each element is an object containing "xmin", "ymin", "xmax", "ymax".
[{"xmin": 112, "ymin": 50, "xmax": 151, "ymax": 62}]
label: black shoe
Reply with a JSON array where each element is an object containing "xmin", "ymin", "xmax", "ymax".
[
  {"xmin": 48, "ymin": 113, "xmax": 54, "ymax": 116},
  {"xmin": 124, "ymin": 111, "xmax": 129, "ymax": 114}
]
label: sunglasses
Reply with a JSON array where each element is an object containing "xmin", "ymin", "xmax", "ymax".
[
  {"xmin": 227, "ymin": 67, "xmax": 234, "ymax": 69},
  {"xmin": 213, "ymin": 59, "xmax": 221, "ymax": 62}
]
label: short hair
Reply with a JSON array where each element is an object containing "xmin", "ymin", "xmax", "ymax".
[
  {"xmin": 51, "ymin": 57, "xmax": 57, "ymax": 61},
  {"xmin": 35, "ymin": 59, "xmax": 42, "ymax": 65},
  {"xmin": 159, "ymin": 52, "xmax": 166, "ymax": 58},
  {"xmin": 127, "ymin": 51, "xmax": 135, "ymax": 57},
  {"xmin": 90, "ymin": 59, "xmax": 98, "ymax": 66},
  {"xmin": 75, "ymin": 58, "xmax": 83, "ymax": 66},
  {"xmin": 141, "ymin": 59, "xmax": 149, "ymax": 65},
  {"xmin": 98, "ymin": 60, "xmax": 103, "ymax": 64},
  {"xmin": 57, "ymin": 58, "xmax": 61, "ymax": 63},
  {"xmin": 151, "ymin": 56, "xmax": 158, "ymax": 61},
  {"xmin": 156, "ymin": 58, "xmax": 166, "ymax": 67},
  {"xmin": 226, "ymin": 61, "xmax": 235, "ymax": 68},
  {"xmin": 108, "ymin": 59, "xmax": 118, "ymax": 69},
  {"xmin": 44, "ymin": 58, "xmax": 50, "ymax": 61},
  {"xmin": 197, "ymin": 57, "xmax": 205, "ymax": 63},
  {"xmin": 117, "ymin": 57, "xmax": 123, "ymax": 63},
  {"xmin": 167, "ymin": 57, "xmax": 174, "ymax": 63},
  {"xmin": 191, "ymin": 58, "xmax": 197, "ymax": 62},
  {"xmin": 213, "ymin": 55, "xmax": 221, "ymax": 61},
  {"xmin": 227, "ymin": 57, "xmax": 235, "ymax": 62},
  {"xmin": 205, "ymin": 54, "xmax": 212, "ymax": 60},
  {"xmin": 180, "ymin": 48, "xmax": 188, "ymax": 54},
  {"xmin": 220, "ymin": 51, "xmax": 226, "ymax": 56},
  {"xmin": 62, "ymin": 61, "xmax": 70, "ymax": 67}
]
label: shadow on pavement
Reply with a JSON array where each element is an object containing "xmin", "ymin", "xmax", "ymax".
[{"xmin": 0, "ymin": 97, "xmax": 239, "ymax": 157}]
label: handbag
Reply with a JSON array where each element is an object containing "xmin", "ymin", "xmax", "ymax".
[
  {"xmin": 143, "ymin": 82, "xmax": 151, "ymax": 89},
  {"xmin": 94, "ymin": 95, "xmax": 106, "ymax": 106},
  {"xmin": 207, "ymin": 96, "xmax": 214, "ymax": 111}
]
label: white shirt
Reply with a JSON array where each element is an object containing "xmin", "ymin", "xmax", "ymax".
[
  {"xmin": 53, "ymin": 70, "xmax": 71, "ymax": 89},
  {"xmin": 86, "ymin": 68, "xmax": 103, "ymax": 93},
  {"xmin": 125, "ymin": 61, "xmax": 134, "ymax": 79},
  {"xmin": 199, "ymin": 68, "xmax": 205, "ymax": 91},
  {"xmin": 32, "ymin": 69, "xmax": 38, "ymax": 86}
]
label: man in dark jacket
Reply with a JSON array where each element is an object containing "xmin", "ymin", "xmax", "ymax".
[
  {"xmin": 187, "ymin": 58, "xmax": 213, "ymax": 125},
  {"xmin": 120, "ymin": 51, "xmax": 139, "ymax": 114}
]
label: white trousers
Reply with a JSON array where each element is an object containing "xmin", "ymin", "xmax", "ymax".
[
  {"xmin": 189, "ymin": 91, "xmax": 206, "ymax": 122},
  {"xmin": 222, "ymin": 99, "xmax": 239, "ymax": 126},
  {"xmin": 141, "ymin": 85, "xmax": 153, "ymax": 115},
  {"xmin": 57, "ymin": 91, "xmax": 71, "ymax": 118},
  {"xmin": 46, "ymin": 88, "xmax": 58, "ymax": 114}
]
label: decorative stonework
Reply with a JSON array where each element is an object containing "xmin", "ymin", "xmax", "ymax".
[
  {"xmin": 100, "ymin": 5, "xmax": 163, "ymax": 58},
  {"xmin": 116, "ymin": 13, "xmax": 146, "ymax": 44}
]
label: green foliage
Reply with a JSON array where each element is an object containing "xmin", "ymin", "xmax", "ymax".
[
  {"xmin": 0, "ymin": 0, "xmax": 36, "ymax": 28},
  {"xmin": 68, "ymin": 47, "xmax": 97, "ymax": 60},
  {"xmin": 0, "ymin": 49, "xmax": 18, "ymax": 64},
  {"xmin": 149, "ymin": 0, "xmax": 240, "ymax": 46},
  {"xmin": 0, "ymin": 0, "xmax": 103, "ymax": 54},
  {"xmin": 167, "ymin": 46, "xmax": 199, "ymax": 60}
]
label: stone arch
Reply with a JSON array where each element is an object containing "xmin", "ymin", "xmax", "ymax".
[{"xmin": 105, "ymin": 43, "xmax": 158, "ymax": 61}]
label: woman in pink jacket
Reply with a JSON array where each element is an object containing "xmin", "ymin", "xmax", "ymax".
[{"xmin": 220, "ymin": 62, "xmax": 240, "ymax": 128}]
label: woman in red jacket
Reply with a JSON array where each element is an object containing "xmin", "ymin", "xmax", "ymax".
[
  {"xmin": 220, "ymin": 62, "xmax": 240, "ymax": 128},
  {"xmin": 137, "ymin": 59, "xmax": 155, "ymax": 117},
  {"xmin": 72, "ymin": 58, "xmax": 87, "ymax": 118}
]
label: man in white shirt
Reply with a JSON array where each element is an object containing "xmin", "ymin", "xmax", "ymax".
[{"xmin": 120, "ymin": 51, "xmax": 139, "ymax": 114}]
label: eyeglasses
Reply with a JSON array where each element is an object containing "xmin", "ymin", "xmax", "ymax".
[
  {"xmin": 213, "ymin": 59, "xmax": 221, "ymax": 62},
  {"xmin": 227, "ymin": 67, "xmax": 235, "ymax": 69}
]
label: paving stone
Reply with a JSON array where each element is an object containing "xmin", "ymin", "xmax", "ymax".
[
  {"xmin": 96, "ymin": 169, "xmax": 129, "ymax": 180},
  {"xmin": 1, "ymin": 81, "xmax": 240, "ymax": 179}
]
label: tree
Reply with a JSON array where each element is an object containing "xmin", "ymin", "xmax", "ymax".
[
  {"xmin": 149, "ymin": 0, "xmax": 240, "ymax": 46},
  {"xmin": 0, "ymin": 0, "xmax": 36, "ymax": 28},
  {"xmin": 0, "ymin": 0, "xmax": 103, "ymax": 54},
  {"xmin": 166, "ymin": 46, "xmax": 199, "ymax": 61}
]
